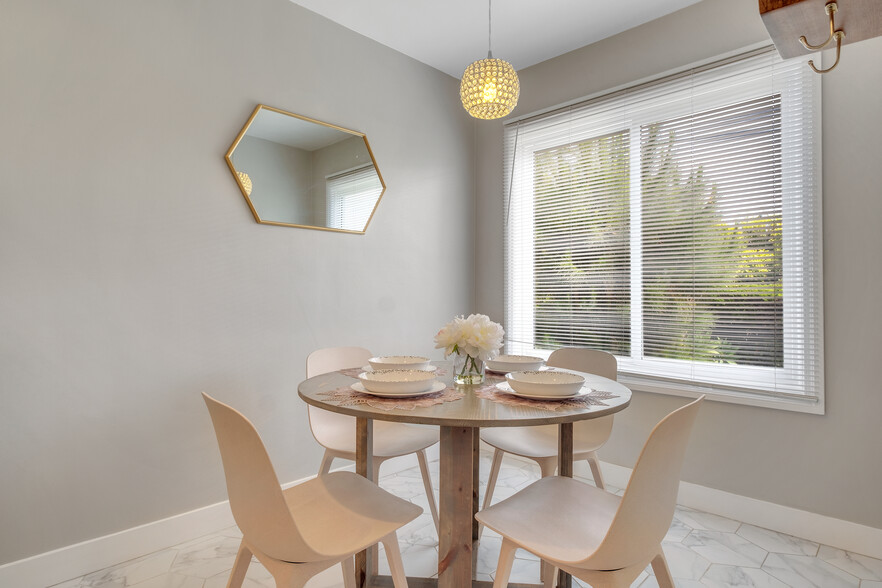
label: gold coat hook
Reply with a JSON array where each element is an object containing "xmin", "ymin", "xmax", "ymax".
[
  {"xmin": 799, "ymin": 1, "xmax": 838, "ymax": 51},
  {"xmin": 809, "ymin": 30, "xmax": 846, "ymax": 73},
  {"xmin": 799, "ymin": 1, "xmax": 846, "ymax": 74}
]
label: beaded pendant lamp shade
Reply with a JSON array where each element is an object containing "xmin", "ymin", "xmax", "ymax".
[
  {"xmin": 460, "ymin": 0, "xmax": 519, "ymax": 120},
  {"xmin": 236, "ymin": 171, "xmax": 253, "ymax": 196}
]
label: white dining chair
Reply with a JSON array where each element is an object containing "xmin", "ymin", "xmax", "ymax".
[
  {"xmin": 479, "ymin": 348, "xmax": 617, "ymax": 535},
  {"xmin": 203, "ymin": 393, "xmax": 420, "ymax": 588},
  {"xmin": 306, "ymin": 346, "xmax": 440, "ymax": 531},
  {"xmin": 477, "ymin": 396, "xmax": 704, "ymax": 588}
]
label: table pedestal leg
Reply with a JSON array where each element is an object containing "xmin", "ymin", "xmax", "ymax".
[
  {"xmin": 356, "ymin": 417, "xmax": 374, "ymax": 588},
  {"xmin": 556, "ymin": 422, "xmax": 574, "ymax": 588},
  {"xmin": 472, "ymin": 428, "xmax": 480, "ymax": 542},
  {"xmin": 438, "ymin": 426, "xmax": 476, "ymax": 588}
]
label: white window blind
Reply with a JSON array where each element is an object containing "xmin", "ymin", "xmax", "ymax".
[
  {"xmin": 326, "ymin": 165, "xmax": 383, "ymax": 231},
  {"xmin": 504, "ymin": 48, "xmax": 823, "ymax": 409}
]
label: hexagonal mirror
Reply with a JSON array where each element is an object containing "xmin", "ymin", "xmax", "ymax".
[{"xmin": 225, "ymin": 104, "xmax": 385, "ymax": 233}]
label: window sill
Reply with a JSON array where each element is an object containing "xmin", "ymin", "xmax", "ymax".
[{"xmin": 617, "ymin": 374, "xmax": 825, "ymax": 415}]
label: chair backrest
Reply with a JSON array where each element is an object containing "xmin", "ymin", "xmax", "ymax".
[
  {"xmin": 583, "ymin": 396, "xmax": 704, "ymax": 570},
  {"xmin": 306, "ymin": 346, "xmax": 373, "ymax": 378},
  {"xmin": 202, "ymin": 393, "xmax": 322, "ymax": 562},
  {"xmin": 546, "ymin": 348, "xmax": 617, "ymax": 380},
  {"xmin": 547, "ymin": 348, "xmax": 617, "ymax": 437},
  {"xmin": 305, "ymin": 347, "xmax": 373, "ymax": 446}
]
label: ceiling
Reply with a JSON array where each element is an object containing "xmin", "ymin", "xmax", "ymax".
[
  {"xmin": 246, "ymin": 109, "xmax": 353, "ymax": 150},
  {"xmin": 289, "ymin": 0, "xmax": 703, "ymax": 78}
]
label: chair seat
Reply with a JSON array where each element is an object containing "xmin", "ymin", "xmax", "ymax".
[
  {"xmin": 476, "ymin": 476, "xmax": 620, "ymax": 565},
  {"xmin": 481, "ymin": 423, "xmax": 608, "ymax": 460},
  {"xmin": 282, "ymin": 471, "xmax": 422, "ymax": 559},
  {"xmin": 319, "ymin": 420, "xmax": 439, "ymax": 459}
]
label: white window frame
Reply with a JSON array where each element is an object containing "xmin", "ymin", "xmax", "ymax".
[
  {"xmin": 326, "ymin": 165, "xmax": 383, "ymax": 232},
  {"xmin": 503, "ymin": 47, "xmax": 824, "ymax": 413}
]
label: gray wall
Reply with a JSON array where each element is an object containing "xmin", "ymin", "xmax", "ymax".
[
  {"xmin": 233, "ymin": 135, "xmax": 313, "ymax": 225},
  {"xmin": 0, "ymin": 0, "xmax": 474, "ymax": 564},
  {"xmin": 476, "ymin": 0, "xmax": 882, "ymax": 529}
]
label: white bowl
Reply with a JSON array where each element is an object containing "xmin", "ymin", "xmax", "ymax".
[
  {"xmin": 368, "ymin": 355, "xmax": 431, "ymax": 371},
  {"xmin": 505, "ymin": 370, "xmax": 585, "ymax": 397},
  {"xmin": 486, "ymin": 354, "xmax": 545, "ymax": 372},
  {"xmin": 358, "ymin": 369, "xmax": 437, "ymax": 394}
]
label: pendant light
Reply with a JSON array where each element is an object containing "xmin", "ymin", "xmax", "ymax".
[
  {"xmin": 237, "ymin": 171, "xmax": 253, "ymax": 196},
  {"xmin": 460, "ymin": 0, "xmax": 520, "ymax": 120}
]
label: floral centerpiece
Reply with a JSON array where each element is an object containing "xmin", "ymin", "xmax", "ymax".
[{"xmin": 434, "ymin": 314, "xmax": 504, "ymax": 385}]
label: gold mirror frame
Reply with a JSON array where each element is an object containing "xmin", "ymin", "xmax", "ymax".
[{"xmin": 225, "ymin": 104, "xmax": 386, "ymax": 234}]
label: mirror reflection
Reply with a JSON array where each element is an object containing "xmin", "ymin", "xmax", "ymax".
[{"xmin": 226, "ymin": 105, "xmax": 385, "ymax": 233}]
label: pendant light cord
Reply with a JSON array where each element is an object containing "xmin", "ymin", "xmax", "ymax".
[{"xmin": 488, "ymin": 0, "xmax": 493, "ymax": 58}]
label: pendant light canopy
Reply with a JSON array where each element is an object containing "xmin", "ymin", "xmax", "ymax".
[{"xmin": 460, "ymin": 0, "xmax": 519, "ymax": 120}]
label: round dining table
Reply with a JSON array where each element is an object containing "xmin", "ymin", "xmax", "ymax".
[{"xmin": 298, "ymin": 362, "xmax": 632, "ymax": 588}]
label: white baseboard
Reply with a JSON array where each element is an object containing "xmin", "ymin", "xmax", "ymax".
[
  {"xmin": 0, "ymin": 498, "xmax": 237, "ymax": 588},
  {"xmin": 0, "ymin": 467, "xmax": 354, "ymax": 588},
  {"xmin": 0, "ymin": 447, "xmax": 445, "ymax": 588},
  {"xmin": 578, "ymin": 459, "xmax": 882, "ymax": 561}
]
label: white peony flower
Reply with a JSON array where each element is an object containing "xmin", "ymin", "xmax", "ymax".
[
  {"xmin": 434, "ymin": 313, "xmax": 504, "ymax": 360},
  {"xmin": 434, "ymin": 319, "xmax": 462, "ymax": 356}
]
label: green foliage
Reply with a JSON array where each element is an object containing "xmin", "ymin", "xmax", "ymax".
[
  {"xmin": 640, "ymin": 121, "xmax": 783, "ymax": 368},
  {"xmin": 532, "ymin": 131, "xmax": 631, "ymax": 355},
  {"xmin": 530, "ymin": 101, "xmax": 784, "ymax": 368}
]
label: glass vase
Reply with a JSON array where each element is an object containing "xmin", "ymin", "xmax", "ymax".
[{"xmin": 453, "ymin": 352, "xmax": 485, "ymax": 385}]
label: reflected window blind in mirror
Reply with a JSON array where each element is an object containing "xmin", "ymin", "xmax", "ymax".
[{"xmin": 326, "ymin": 165, "xmax": 384, "ymax": 232}]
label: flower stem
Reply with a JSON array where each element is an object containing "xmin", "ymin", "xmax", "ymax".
[{"xmin": 454, "ymin": 352, "xmax": 483, "ymax": 384}]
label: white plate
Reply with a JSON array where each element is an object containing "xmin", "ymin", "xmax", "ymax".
[
  {"xmin": 495, "ymin": 382, "xmax": 591, "ymax": 400},
  {"xmin": 352, "ymin": 380, "xmax": 447, "ymax": 398},
  {"xmin": 368, "ymin": 355, "xmax": 431, "ymax": 371},
  {"xmin": 486, "ymin": 365, "xmax": 550, "ymax": 374},
  {"xmin": 486, "ymin": 355, "xmax": 546, "ymax": 372},
  {"xmin": 506, "ymin": 370, "xmax": 585, "ymax": 397},
  {"xmin": 362, "ymin": 364, "xmax": 437, "ymax": 372},
  {"xmin": 359, "ymin": 369, "xmax": 437, "ymax": 394}
]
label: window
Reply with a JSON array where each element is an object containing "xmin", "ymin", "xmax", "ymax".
[
  {"xmin": 326, "ymin": 165, "xmax": 383, "ymax": 231},
  {"xmin": 504, "ymin": 48, "xmax": 823, "ymax": 411}
]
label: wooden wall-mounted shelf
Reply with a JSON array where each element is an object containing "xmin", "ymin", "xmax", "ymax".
[{"xmin": 760, "ymin": 0, "xmax": 882, "ymax": 59}]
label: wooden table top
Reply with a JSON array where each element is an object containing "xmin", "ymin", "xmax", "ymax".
[{"xmin": 298, "ymin": 363, "xmax": 631, "ymax": 427}]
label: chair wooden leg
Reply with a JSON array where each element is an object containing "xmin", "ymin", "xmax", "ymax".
[
  {"xmin": 651, "ymin": 549, "xmax": 675, "ymax": 588},
  {"xmin": 372, "ymin": 458, "xmax": 382, "ymax": 572},
  {"xmin": 478, "ymin": 448, "xmax": 504, "ymax": 539},
  {"xmin": 542, "ymin": 560, "xmax": 558, "ymax": 588},
  {"xmin": 226, "ymin": 540, "xmax": 251, "ymax": 588},
  {"xmin": 586, "ymin": 452, "xmax": 605, "ymax": 489},
  {"xmin": 538, "ymin": 457, "xmax": 557, "ymax": 478},
  {"xmin": 274, "ymin": 572, "xmax": 309, "ymax": 588},
  {"xmin": 381, "ymin": 533, "xmax": 408, "ymax": 588},
  {"xmin": 373, "ymin": 460, "xmax": 382, "ymax": 486},
  {"xmin": 318, "ymin": 450, "xmax": 334, "ymax": 475},
  {"xmin": 253, "ymin": 553, "xmax": 316, "ymax": 588},
  {"xmin": 575, "ymin": 560, "xmax": 649, "ymax": 588},
  {"xmin": 417, "ymin": 449, "xmax": 440, "ymax": 532},
  {"xmin": 492, "ymin": 538, "xmax": 519, "ymax": 588},
  {"xmin": 341, "ymin": 555, "xmax": 355, "ymax": 588}
]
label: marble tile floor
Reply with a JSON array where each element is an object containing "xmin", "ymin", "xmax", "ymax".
[{"xmin": 49, "ymin": 454, "xmax": 882, "ymax": 588}]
